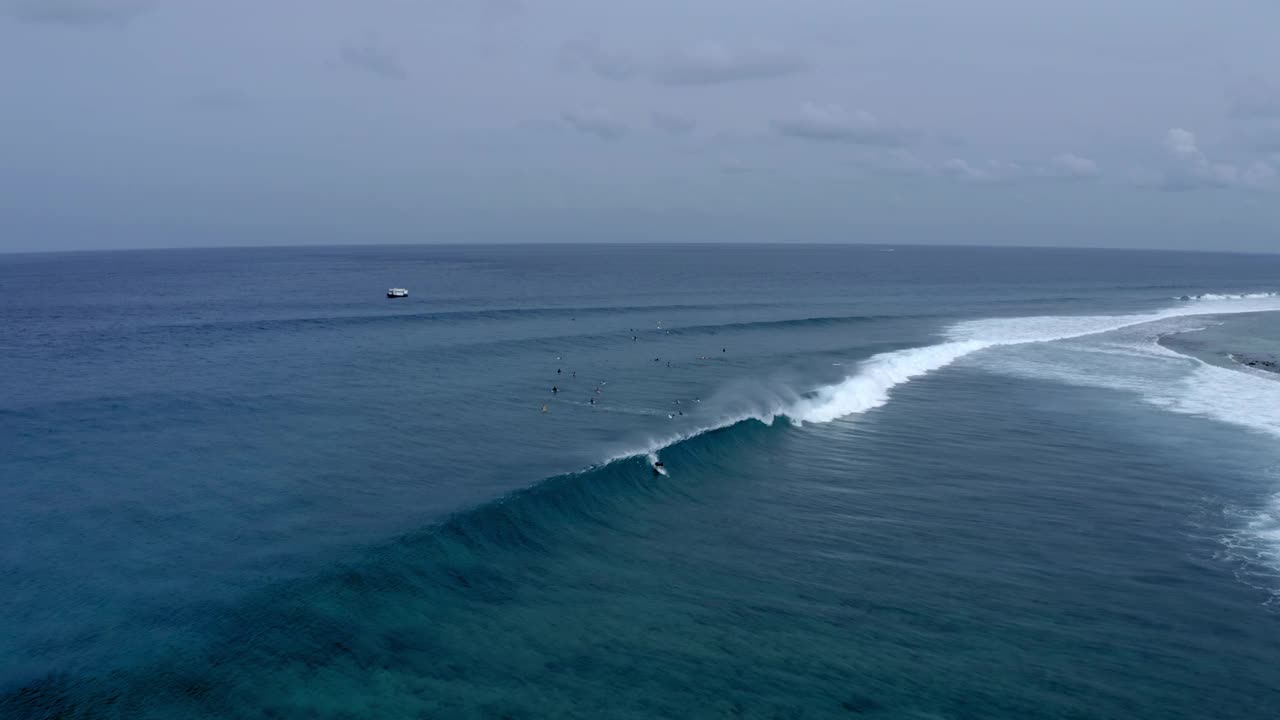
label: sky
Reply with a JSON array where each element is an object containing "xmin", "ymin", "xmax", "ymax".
[{"xmin": 2, "ymin": 0, "xmax": 1279, "ymax": 252}]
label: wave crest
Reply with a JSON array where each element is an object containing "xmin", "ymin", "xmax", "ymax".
[
  {"xmin": 606, "ymin": 292, "xmax": 1280, "ymax": 470},
  {"xmin": 1178, "ymin": 292, "xmax": 1278, "ymax": 301}
]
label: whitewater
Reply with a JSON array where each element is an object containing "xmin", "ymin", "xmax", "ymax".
[
  {"xmin": 615, "ymin": 291, "xmax": 1280, "ymax": 605},
  {"xmin": 627, "ymin": 293, "xmax": 1280, "ymax": 464},
  {"xmin": 788, "ymin": 293, "xmax": 1280, "ymax": 425}
]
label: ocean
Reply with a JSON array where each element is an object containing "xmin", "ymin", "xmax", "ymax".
[{"xmin": 2, "ymin": 244, "xmax": 1280, "ymax": 719}]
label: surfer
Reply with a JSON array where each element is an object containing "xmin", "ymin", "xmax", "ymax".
[
  {"xmin": 557, "ymin": 368, "xmax": 561, "ymax": 374},
  {"xmin": 652, "ymin": 461, "xmax": 665, "ymax": 475},
  {"xmin": 552, "ymin": 386, "xmax": 558, "ymax": 394},
  {"xmin": 589, "ymin": 397, "xmax": 595, "ymax": 405}
]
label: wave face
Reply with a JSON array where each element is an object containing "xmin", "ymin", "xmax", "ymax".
[{"xmin": 8, "ymin": 379, "xmax": 1280, "ymax": 719}]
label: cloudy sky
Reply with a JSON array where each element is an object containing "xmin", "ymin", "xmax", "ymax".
[{"xmin": 2, "ymin": 0, "xmax": 1279, "ymax": 252}]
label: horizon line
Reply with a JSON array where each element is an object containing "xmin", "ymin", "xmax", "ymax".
[{"xmin": 3, "ymin": 239, "xmax": 1277, "ymax": 258}]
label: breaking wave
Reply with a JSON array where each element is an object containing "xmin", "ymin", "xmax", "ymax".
[
  {"xmin": 788, "ymin": 293, "xmax": 1280, "ymax": 425},
  {"xmin": 1178, "ymin": 292, "xmax": 1279, "ymax": 301},
  {"xmin": 620, "ymin": 292, "xmax": 1280, "ymax": 461}
]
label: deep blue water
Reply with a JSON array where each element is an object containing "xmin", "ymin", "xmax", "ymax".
[{"xmin": 3, "ymin": 244, "xmax": 1280, "ymax": 718}]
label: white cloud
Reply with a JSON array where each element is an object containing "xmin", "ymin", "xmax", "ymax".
[
  {"xmin": 889, "ymin": 152, "xmax": 936, "ymax": 176},
  {"xmin": 653, "ymin": 43, "xmax": 808, "ymax": 86},
  {"xmin": 942, "ymin": 158, "xmax": 1024, "ymax": 184},
  {"xmin": 773, "ymin": 104, "xmax": 917, "ymax": 146},
  {"xmin": 187, "ymin": 89, "xmax": 253, "ymax": 111},
  {"xmin": 3, "ymin": 0, "xmax": 149, "ymax": 27},
  {"xmin": 560, "ymin": 40, "xmax": 809, "ymax": 88},
  {"xmin": 558, "ymin": 37, "xmax": 641, "ymax": 81},
  {"xmin": 718, "ymin": 156, "xmax": 757, "ymax": 174},
  {"xmin": 651, "ymin": 111, "xmax": 696, "ymax": 134},
  {"xmin": 849, "ymin": 148, "xmax": 936, "ymax": 176},
  {"xmin": 1228, "ymin": 78, "xmax": 1280, "ymax": 119},
  {"xmin": 338, "ymin": 39, "xmax": 407, "ymax": 79},
  {"xmin": 1044, "ymin": 153, "xmax": 1100, "ymax": 179},
  {"xmin": 1245, "ymin": 126, "xmax": 1280, "ymax": 155},
  {"xmin": 562, "ymin": 107, "xmax": 627, "ymax": 140},
  {"xmin": 839, "ymin": 149, "xmax": 1101, "ymax": 185},
  {"xmin": 1165, "ymin": 128, "xmax": 1199, "ymax": 156},
  {"xmin": 936, "ymin": 153, "xmax": 1104, "ymax": 184},
  {"xmin": 1150, "ymin": 128, "xmax": 1277, "ymax": 190}
]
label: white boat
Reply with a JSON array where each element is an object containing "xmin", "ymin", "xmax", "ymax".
[{"xmin": 387, "ymin": 288, "xmax": 408, "ymax": 298}]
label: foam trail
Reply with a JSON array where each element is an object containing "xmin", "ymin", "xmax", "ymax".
[
  {"xmin": 1179, "ymin": 292, "xmax": 1279, "ymax": 301},
  {"xmin": 605, "ymin": 294, "xmax": 1280, "ymax": 466},
  {"xmin": 789, "ymin": 341, "xmax": 986, "ymax": 423},
  {"xmin": 788, "ymin": 294, "xmax": 1280, "ymax": 425},
  {"xmin": 1224, "ymin": 491, "xmax": 1280, "ymax": 605},
  {"xmin": 1130, "ymin": 343, "xmax": 1280, "ymax": 439}
]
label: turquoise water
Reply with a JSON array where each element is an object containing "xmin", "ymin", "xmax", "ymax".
[{"xmin": 3, "ymin": 245, "xmax": 1280, "ymax": 718}]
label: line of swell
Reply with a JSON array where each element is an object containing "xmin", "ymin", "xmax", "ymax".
[
  {"xmin": 38, "ymin": 311, "xmax": 933, "ymax": 359},
  {"xmin": 661, "ymin": 314, "xmax": 933, "ymax": 336},
  {"xmin": 138, "ymin": 301, "xmax": 800, "ymax": 333}
]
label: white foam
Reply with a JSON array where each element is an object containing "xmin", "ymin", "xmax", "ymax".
[
  {"xmin": 1156, "ymin": 361, "xmax": 1280, "ymax": 439},
  {"xmin": 972, "ymin": 318, "xmax": 1280, "ymax": 441},
  {"xmin": 1221, "ymin": 489, "xmax": 1280, "ymax": 605},
  {"xmin": 605, "ymin": 293, "xmax": 1280, "ymax": 472},
  {"xmin": 970, "ymin": 317, "xmax": 1280, "ymax": 594},
  {"xmin": 604, "ymin": 292, "xmax": 1280, "ymax": 598},
  {"xmin": 787, "ymin": 293, "xmax": 1280, "ymax": 425},
  {"xmin": 1180, "ymin": 292, "xmax": 1278, "ymax": 301},
  {"xmin": 788, "ymin": 341, "xmax": 986, "ymax": 423}
]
